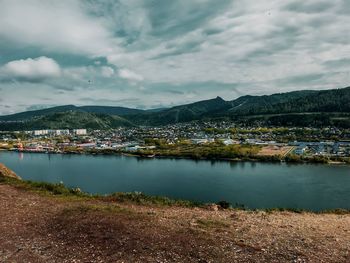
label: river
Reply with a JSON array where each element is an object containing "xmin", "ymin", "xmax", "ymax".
[{"xmin": 1, "ymin": 151, "xmax": 349, "ymax": 211}]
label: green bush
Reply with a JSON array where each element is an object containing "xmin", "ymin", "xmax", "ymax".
[{"xmin": 217, "ymin": 200, "xmax": 230, "ymax": 209}]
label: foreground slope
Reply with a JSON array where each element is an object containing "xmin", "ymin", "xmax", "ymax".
[{"xmin": 0, "ymin": 175, "xmax": 349, "ymax": 262}]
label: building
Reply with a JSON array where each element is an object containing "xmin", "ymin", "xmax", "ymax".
[
  {"xmin": 73, "ymin": 129, "xmax": 87, "ymax": 135},
  {"xmin": 222, "ymin": 139, "xmax": 239, "ymax": 145},
  {"xmin": 34, "ymin": 130, "xmax": 49, "ymax": 136},
  {"xmin": 295, "ymin": 146, "xmax": 307, "ymax": 155},
  {"xmin": 54, "ymin": 129, "xmax": 70, "ymax": 136}
]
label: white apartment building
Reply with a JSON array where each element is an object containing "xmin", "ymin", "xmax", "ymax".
[{"xmin": 73, "ymin": 129, "xmax": 87, "ymax": 135}]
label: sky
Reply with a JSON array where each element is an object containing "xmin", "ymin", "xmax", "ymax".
[{"xmin": 0, "ymin": 0, "xmax": 349, "ymax": 115}]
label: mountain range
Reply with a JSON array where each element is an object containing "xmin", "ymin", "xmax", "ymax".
[{"xmin": 1, "ymin": 86, "xmax": 349, "ymax": 130}]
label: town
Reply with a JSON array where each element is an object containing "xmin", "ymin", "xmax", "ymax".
[{"xmin": 0, "ymin": 121, "xmax": 350, "ymax": 164}]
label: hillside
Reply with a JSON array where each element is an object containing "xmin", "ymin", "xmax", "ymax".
[
  {"xmin": 128, "ymin": 96, "xmax": 231, "ymax": 125},
  {"xmin": 129, "ymin": 87, "xmax": 350, "ymax": 126},
  {"xmin": 226, "ymin": 87, "xmax": 350, "ymax": 116},
  {"xmin": 0, "ymin": 111, "xmax": 133, "ymax": 130},
  {"xmin": 0, "ymin": 105, "xmax": 145, "ymax": 122},
  {"xmin": 1, "ymin": 86, "xmax": 350, "ymax": 129}
]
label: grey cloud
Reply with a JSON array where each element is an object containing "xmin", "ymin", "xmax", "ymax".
[
  {"xmin": 323, "ymin": 58, "xmax": 350, "ymax": 68},
  {"xmin": 202, "ymin": 27, "xmax": 224, "ymax": 36},
  {"xmin": 26, "ymin": 104, "xmax": 57, "ymax": 111},
  {"xmin": 151, "ymin": 39, "xmax": 203, "ymax": 59},
  {"xmin": 284, "ymin": 1, "xmax": 334, "ymax": 14},
  {"xmin": 164, "ymin": 90, "xmax": 185, "ymax": 95},
  {"xmin": 275, "ymin": 73, "xmax": 325, "ymax": 86},
  {"xmin": 79, "ymin": 97, "xmax": 141, "ymax": 105},
  {"xmin": 338, "ymin": 0, "xmax": 350, "ymax": 14},
  {"xmin": 144, "ymin": 0, "xmax": 232, "ymax": 38}
]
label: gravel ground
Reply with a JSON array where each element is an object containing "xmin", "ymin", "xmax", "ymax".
[{"xmin": 0, "ymin": 184, "xmax": 349, "ymax": 263}]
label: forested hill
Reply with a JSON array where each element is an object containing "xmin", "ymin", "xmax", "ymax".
[
  {"xmin": 127, "ymin": 96, "xmax": 231, "ymax": 126},
  {"xmin": 0, "ymin": 105, "xmax": 145, "ymax": 122},
  {"xmin": 0, "ymin": 86, "xmax": 349, "ymax": 129},
  {"xmin": 226, "ymin": 87, "xmax": 350, "ymax": 116},
  {"xmin": 128, "ymin": 87, "xmax": 350, "ymax": 125},
  {"xmin": 0, "ymin": 111, "xmax": 134, "ymax": 131}
]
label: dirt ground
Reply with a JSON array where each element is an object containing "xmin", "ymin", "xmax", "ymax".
[
  {"xmin": 258, "ymin": 146, "xmax": 294, "ymax": 156},
  {"xmin": 0, "ymin": 184, "xmax": 349, "ymax": 263}
]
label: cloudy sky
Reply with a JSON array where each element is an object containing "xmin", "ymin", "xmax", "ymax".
[{"xmin": 0, "ymin": 0, "xmax": 349, "ymax": 114}]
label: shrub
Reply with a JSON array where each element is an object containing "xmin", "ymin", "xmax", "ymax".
[{"xmin": 217, "ymin": 200, "xmax": 230, "ymax": 209}]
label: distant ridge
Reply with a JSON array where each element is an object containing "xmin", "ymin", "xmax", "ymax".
[
  {"xmin": 128, "ymin": 86, "xmax": 350, "ymax": 125},
  {"xmin": 0, "ymin": 86, "xmax": 349, "ymax": 129},
  {"xmin": 0, "ymin": 105, "xmax": 145, "ymax": 122}
]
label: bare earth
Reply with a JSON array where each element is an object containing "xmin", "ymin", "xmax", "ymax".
[
  {"xmin": 0, "ymin": 184, "xmax": 349, "ymax": 263},
  {"xmin": 257, "ymin": 146, "xmax": 295, "ymax": 157}
]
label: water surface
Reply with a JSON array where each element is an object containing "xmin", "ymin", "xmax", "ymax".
[{"xmin": 1, "ymin": 151, "xmax": 349, "ymax": 211}]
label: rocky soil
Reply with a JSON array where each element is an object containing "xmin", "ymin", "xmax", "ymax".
[
  {"xmin": 0, "ymin": 182, "xmax": 349, "ymax": 263},
  {"xmin": 0, "ymin": 163, "xmax": 21, "ymax": 180}
]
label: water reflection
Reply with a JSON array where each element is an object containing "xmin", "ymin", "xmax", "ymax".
[{"xmin": 1, "ymin": 151, "xmax": 349, "ymax": 211}]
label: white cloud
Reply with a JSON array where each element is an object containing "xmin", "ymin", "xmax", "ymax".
[
  {"xmin": 101, "ymin": 66, "xmax": 115, "ymax": 78},
  {"xmin": 0, "ymin": 0, "xmax": 117, "ymax": 57},
  {"xmin": 106, "ymin": 0, "xmax": 350, "ymax": 90},
  {"xmin": 118, "ymin": 68, "xmax": 144, "ymax": 82},
  {"xmin": 1, "ymin": 56, "xmax": 61, "ymax": 81},
  {"xmin": 0, "ymin": 0, "xmax": 349, "ymax": 114}
]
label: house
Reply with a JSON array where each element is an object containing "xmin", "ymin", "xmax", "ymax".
[
  {"xmin": 73, "ymin": 129, "xmax": 87, "ymax": 135},
  {"xmin": 295, "ymin": 146, "xmax": 307, "ymax": 155}
]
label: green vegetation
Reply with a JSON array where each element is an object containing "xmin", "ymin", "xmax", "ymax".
[
  {"xmin": 217, "ymin": 200, "xmax": 231, "ymax": 209},
  {"xmin": 0, "ymin": 111, "xmax": 133, "ymax": 131},
  {"xmin": 129, "ymin": 86, "xmax": 350, "ymax": 126},
  {"xmin": 0, "ymin": 105, "xmax": 144, "ymax": 121},
  {"xmin": 284, "ymin": 154, "xmax": 330, "ymax": 164},
  {"xmin": 1, "ymin": 177, "xmax": 89, "ymax": 197},
  {"xmin": 0, "ymin": 175, "xmax": 197, "ymax": 207},
  {"xmin": 265, "ymin": 207, "xmax": 305, "ymax": 213},
  {"xmin": 1, "ymin": 86, "xmax": 350, "ymax": 129},
  {"xmin": 139, "ymin": 140, "xmax": 261, "ymax": 160},
  {"xmin": 108, "ymin": 192, "xmax": 198, "ymax": 207}
]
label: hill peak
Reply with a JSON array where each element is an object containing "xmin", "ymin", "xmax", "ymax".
[{"xmin": 215, "ymin": 96, "xmax": 225, "ymax": 101}]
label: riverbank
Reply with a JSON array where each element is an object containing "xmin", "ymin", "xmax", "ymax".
[
  {"xmin": 2, "ymin": 150, "xmax": 350, "ymax": 211},
  {"xmin": 1, "ymin": 173, "xmax": 350, "ymax": 262},
  {"xmin": 6, "ymin": 148, "xmax": 350, "ymax": 165},
  {"xmin": 0, "ymin": 162, "xmax": 21, "ymax": 179}
]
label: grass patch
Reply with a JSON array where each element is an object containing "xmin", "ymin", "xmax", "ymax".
[
  {"xmin": 0, "ymin": 175, "xmax": 198, "ymax": 207},
  {"xmin": 0, "ymin": 176, "xmax": 91, "ymax": 198},
  {"xmin": 320, "ymin": 208, "xmax": 350, "ymax": 215},
  {"xmin": 265, "ymin": 207, "xmax": 305, "ymax": 213},
  {"xmin": 107, "ymin": 192, "xmax": 200, "ymax": 207}
]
